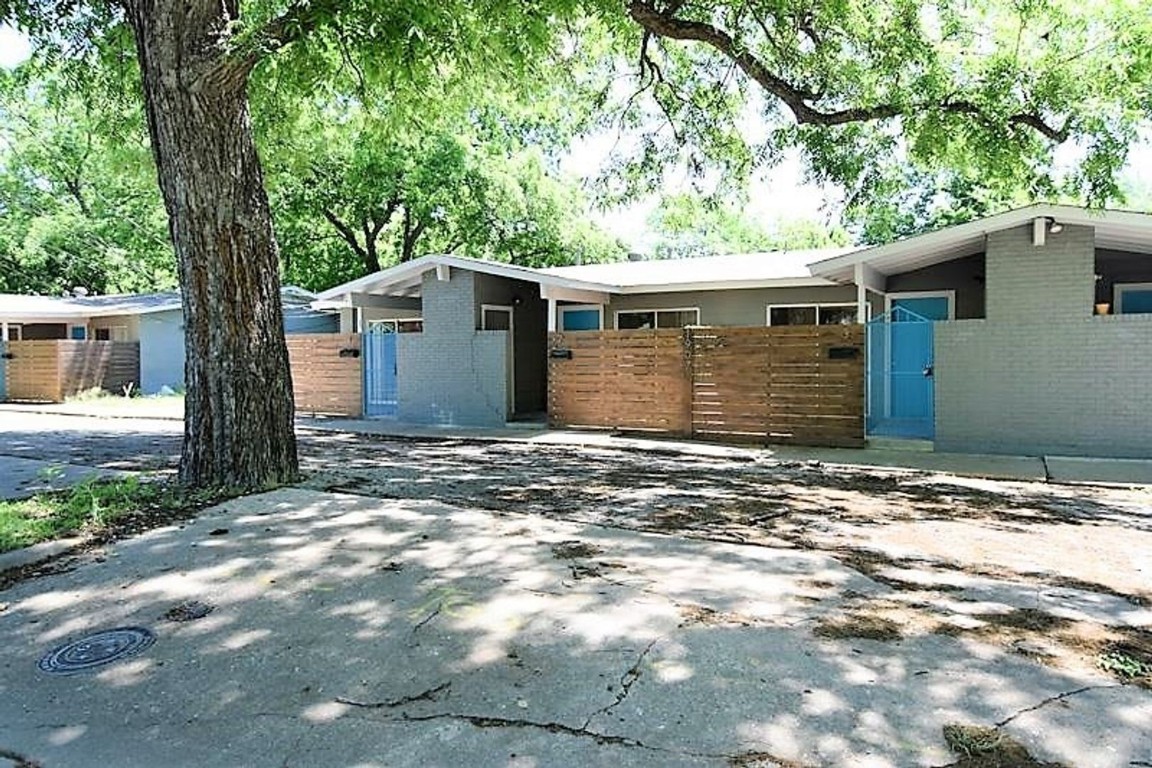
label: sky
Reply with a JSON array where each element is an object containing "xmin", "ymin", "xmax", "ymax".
[{"xmin": 0, "ymin": 25, "xmax": 31, "ymax": 69}]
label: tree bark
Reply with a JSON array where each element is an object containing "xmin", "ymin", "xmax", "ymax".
[{"xmin": 125, "ymin": 1, "xmax": 299, "ymax": 489}]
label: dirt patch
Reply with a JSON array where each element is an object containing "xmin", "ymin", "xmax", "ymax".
[
  {"xmin": 941, "ymin": 724, "xmax": 1066, "ymax": 767},
  {"xmin": 678, "ymin": 603, "xmax": 756, "ymax": 628},
  {"xmin": 972, "ymin": 608, "xmax": 1071, "ymax": 633},
  {"xmin": 550, "ymin": 540, "xmax": 602, "ymax": 559},
  {"xmin": 813, "ymin": 613, "xmax": 903, "ymax": 642}
]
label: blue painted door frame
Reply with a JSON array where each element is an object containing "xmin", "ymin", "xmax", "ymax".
[
  {"xmin": 867, "ymin": 296, "xmax": 948, "ymax": 439},
  {"xmin": 363, "ymin": 330, "xmax": 398, "ymax": 418}
]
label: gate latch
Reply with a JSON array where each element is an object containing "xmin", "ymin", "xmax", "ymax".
[{"xmin": 922, "ymin": 364, "xmax": 934, "ymax": 377}]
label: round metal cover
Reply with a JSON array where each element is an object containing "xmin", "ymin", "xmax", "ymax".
[{"xmin": 38, "ymin": 627, "xmax": 156, "ymax": 675}]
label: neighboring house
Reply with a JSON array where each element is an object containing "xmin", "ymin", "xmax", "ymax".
[
  {"xmin": 0, "ymin": 287, "xmax": 337, "ymax": 396},
  {"xmin": 315, "ymin": 204, "xmax": 1152, "ymax": 459}
]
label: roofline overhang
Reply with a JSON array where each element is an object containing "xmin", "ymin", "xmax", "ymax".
[
  {"xmin": 809, "ymin": 204, "xmax": 1152, "ymax": 282},
  {"xmin": 315, "ymin": 254, "xmax": 622, "ymax": 303}
]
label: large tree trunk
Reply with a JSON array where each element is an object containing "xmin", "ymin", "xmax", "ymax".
[{"xmin": 126, "ymin": 2, "xmax": 299, "ymax": 489}]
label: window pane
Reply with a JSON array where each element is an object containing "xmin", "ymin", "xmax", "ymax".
[
  {"xmin": 617, "ymin": 311, "xmax": 655, "ymax": 330},
  {"xmin": 818, "ymin": 306, "xmax": 857, "ymax": 325},
  {"xmin": 656, "ymin": 310, "xmax": 697, "ymax": 329},
  {"xmin": 562, "ymin": 309, "xmax": 600, "ymax": 331},
  {"xmin": 483, "ymin": 309, "xmax": 511, "ymax": 331},
  {"xmin": 1120, "ymin": 288, "xmax": 1152, "ymax": 314},
  {"xmin": 396, "ymin": 320, "xmax": 424, "ymax": 333},
  {"xmin": 95, "ymin": 328, "xmax": 111, "ymax": 341},
  {"xmin": 769, "ymin": 306, "xmax": 817, "ymax": 326}
]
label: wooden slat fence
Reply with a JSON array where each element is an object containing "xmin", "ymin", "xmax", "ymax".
[
  {"xmin": 548, "ymin": 325, "xmax": 865, "ymax": 447},
  {"xmin": 547, "ymin": 330, "xmax": 691, "ymax": 433},
  {"xmin": 689, "ymin": 326, "xmax": 865, "ymax": 447},
  {"xmin": 286, "ymin": 333, "xmax": 363, "ymax": 417},
  {"xmin": 3, "ymin": 340, "xmax": 140, "ymax": 402}
]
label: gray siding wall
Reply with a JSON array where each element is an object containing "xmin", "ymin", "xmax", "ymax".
[
  {"xmin": 885, "ymin": 254, "xmax": 986, "ymax": 319},
  {"xmin": 606, "ymin": 285, "xmax": 859, "ymax": 327},
  {"xmin": 986, "ymin": 223, "xmax": 1095, "ymax": 322},
  {"xmin": 474, "ymin": 273, "xmax": 547, "ymax": 414},
  {"xmin": 935, "ymin": 315, "xmax": 1152, "ymax": 457},
  {"xmin": 0, "ymin": 340, "xmax": 6, "ymax": 401},
  {"xmin": 396, "ymin": 269, "xmax": 508, "ymax": 427},
  {"xmin": 139, "ymin": 309, "xmax": 185, "ymax": 394}
]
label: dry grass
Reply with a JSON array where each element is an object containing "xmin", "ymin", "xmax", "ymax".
[
  {"xmin": 813, "ymin": 613, "xmax": 903, "ymax": 641},
  {"xmin": 941, "ymin": 724, "xmax": 1066, "ymax": 767}
]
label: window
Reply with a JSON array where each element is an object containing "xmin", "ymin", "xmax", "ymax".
[
  {"xmin": 560, "ymin": 305, "xmax": 602, "ymax": 331},
  {"xmin": 367, "ymin": 318, "xmax": 424, "ymax": 334},
  {"xmin": 69, "ymin": 325, "xmax": 87, "ymax": 340},
  {"xmin": 767, "ymin": 304, "xmax": 858, "ymax": 326},
  {"xmin": 1114, "ymin": 283, "xmax": 1152, "ymax": 314},
  {"xmin": 615, "ymin": 308, "xmax": 700, "ymax": 330},
  {"xmin": 4, "ymin": 324, "xmax": 21, "ymax": 341},
  {"xmin": 94, "ymin": 326, "xmax": 129, "ymax": 341}
]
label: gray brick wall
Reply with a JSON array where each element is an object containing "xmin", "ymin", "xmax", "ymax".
[
  {"xmin": 985, "ymin": 222, "xmax": 1095, "ymax": 322},
  {"xmin": 396, "ymin": 269, "xmax": 508, "ymax": 427},
  {"xmin": 935, "ymin": 314, "xmax": 1152, "ymax": 457}
]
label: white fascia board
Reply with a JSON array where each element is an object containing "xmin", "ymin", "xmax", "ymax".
[
  {"xmin": 615, "ymin": 277, "xmax": 836, "ymax": 294},
  {"xmin": 314, "ymin": 255, "xmax": 441, "ymax": 301},
  {"xmin": 808, "ymin": 204, "xmax": 1059, "ymax": 277}
]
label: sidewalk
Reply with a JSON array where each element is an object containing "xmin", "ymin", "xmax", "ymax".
[
  {"xmin": 0, "ymin": 397, "xmax": 184, "ymax": 421},
  {"xmin": 4, "ymin": 402, "xmax": 1148, "ymax": 486},
  {"xmin": 298, "ymin": 416, "xmax": 1152, "ymax": 487}
]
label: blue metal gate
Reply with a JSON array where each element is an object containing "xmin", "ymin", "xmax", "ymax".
[
  {"xmin": 363, "ymin": 330, "xmax": 398, "ymax": 418},
  {"xmin": 867, "ymin": 306, "xmax": 935, "ymax": 439}
]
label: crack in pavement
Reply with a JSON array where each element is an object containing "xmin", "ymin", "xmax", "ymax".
[
  {"xmin": 995, "ymin": 684, "xmax": 1122, "ymax": 727},
  {"xmin": 582, "ymin": 639, "xmax": 660, "ymax": 730},
  {"xmin": 337, "ymin": 682, "xmax": 452, "ymax": 709}
]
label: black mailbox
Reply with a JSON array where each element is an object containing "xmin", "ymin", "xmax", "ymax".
[
  {"xmin": 827, "ymin": 347, "xmax": 859, "ymax": 360},
  {"xmin": 339, "ymin": 348, "xmax": 361, "ymax": 358},
  {"xmin": 549, "ymin": 348, "xmax": 573, "ymax": 360}
]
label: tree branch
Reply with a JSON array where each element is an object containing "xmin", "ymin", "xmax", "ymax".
[
  {"xmin": 626, "ymin": 0, "xmax": 1069, "ymax": 142},
  {"xmin": 321, "ymin": 208, "xmax": 368, "ymax": 263}
]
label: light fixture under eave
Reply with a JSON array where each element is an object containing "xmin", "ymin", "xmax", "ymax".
[{"xmin": 1048, "ymin": 217, "xmax": 1064, "ymax": 234}]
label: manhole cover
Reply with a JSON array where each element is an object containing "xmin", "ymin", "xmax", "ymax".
[{"xmin": 37, "ymin": 627, "xmax": 156, "ymax": 675}]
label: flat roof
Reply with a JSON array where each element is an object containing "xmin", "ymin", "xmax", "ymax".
[{"xmin": 0, "ymin": 292, "xmax": 182, "ymax": 320}]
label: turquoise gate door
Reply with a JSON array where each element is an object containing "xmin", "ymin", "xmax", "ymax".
[
  {"xmin": 363, "ymin": 329, "xmax": 398, "ymax": 418},
  {"xmin": 867, "ymin": 301, "xmax": 944, "ymax": 439}
]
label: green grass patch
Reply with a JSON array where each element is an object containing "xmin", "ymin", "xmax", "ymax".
[{"xmin": 1, "ymin": 476, "xmax": 186, "ymax": 553}]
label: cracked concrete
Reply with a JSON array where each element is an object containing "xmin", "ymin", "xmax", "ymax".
[{"xmin": 1, "ymin": 488, "xmax": 1149, "ymax": 767}]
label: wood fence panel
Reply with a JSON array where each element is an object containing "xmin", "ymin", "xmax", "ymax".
[
  {"xmin": 5, "ymin": 341, "xmax": 61, "ymax": 401},
  {"xmin": 548, "ymin": 325, "xmax": 865, "ymax": 447},
  {"xmin": 287, "ymin": 334, "xmax": 363, "ymax": 417},
  {"xmin": 548, "ymin": 330, "xmax": 691, "ymax": 434},
  {"xmin": 690, "ymin": 325, "xmax": 865, "ymax": 447},
  {"xmin": 3, "ymin": 340, "xmax": 141, "ymax": 402},
  {"xmin": 58, "ymin": 341, "xmax": 140, "ymax": 397}
]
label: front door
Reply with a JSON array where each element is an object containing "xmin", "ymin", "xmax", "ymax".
[
  {"xmin": 867, "ymin": 294, "xmax": 950, "ymax": 439},
  {"xmin": 363, "ymin": 328, "xmax": 398, "ymax": 418}
]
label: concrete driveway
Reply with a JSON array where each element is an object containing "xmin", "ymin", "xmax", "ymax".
[{"xmin": 1, "ymin": 488, "xmax": 1149, "ymax": 768}]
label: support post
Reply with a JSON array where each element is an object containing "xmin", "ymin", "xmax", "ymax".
[{"xmin": 547, "ymin": 298, "xmax": 557, "ymax": 332}]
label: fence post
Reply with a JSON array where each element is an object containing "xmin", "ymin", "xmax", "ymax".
[{"xmin": 683, "ymin": 326, "xmax": 695, "ymax": 438}]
